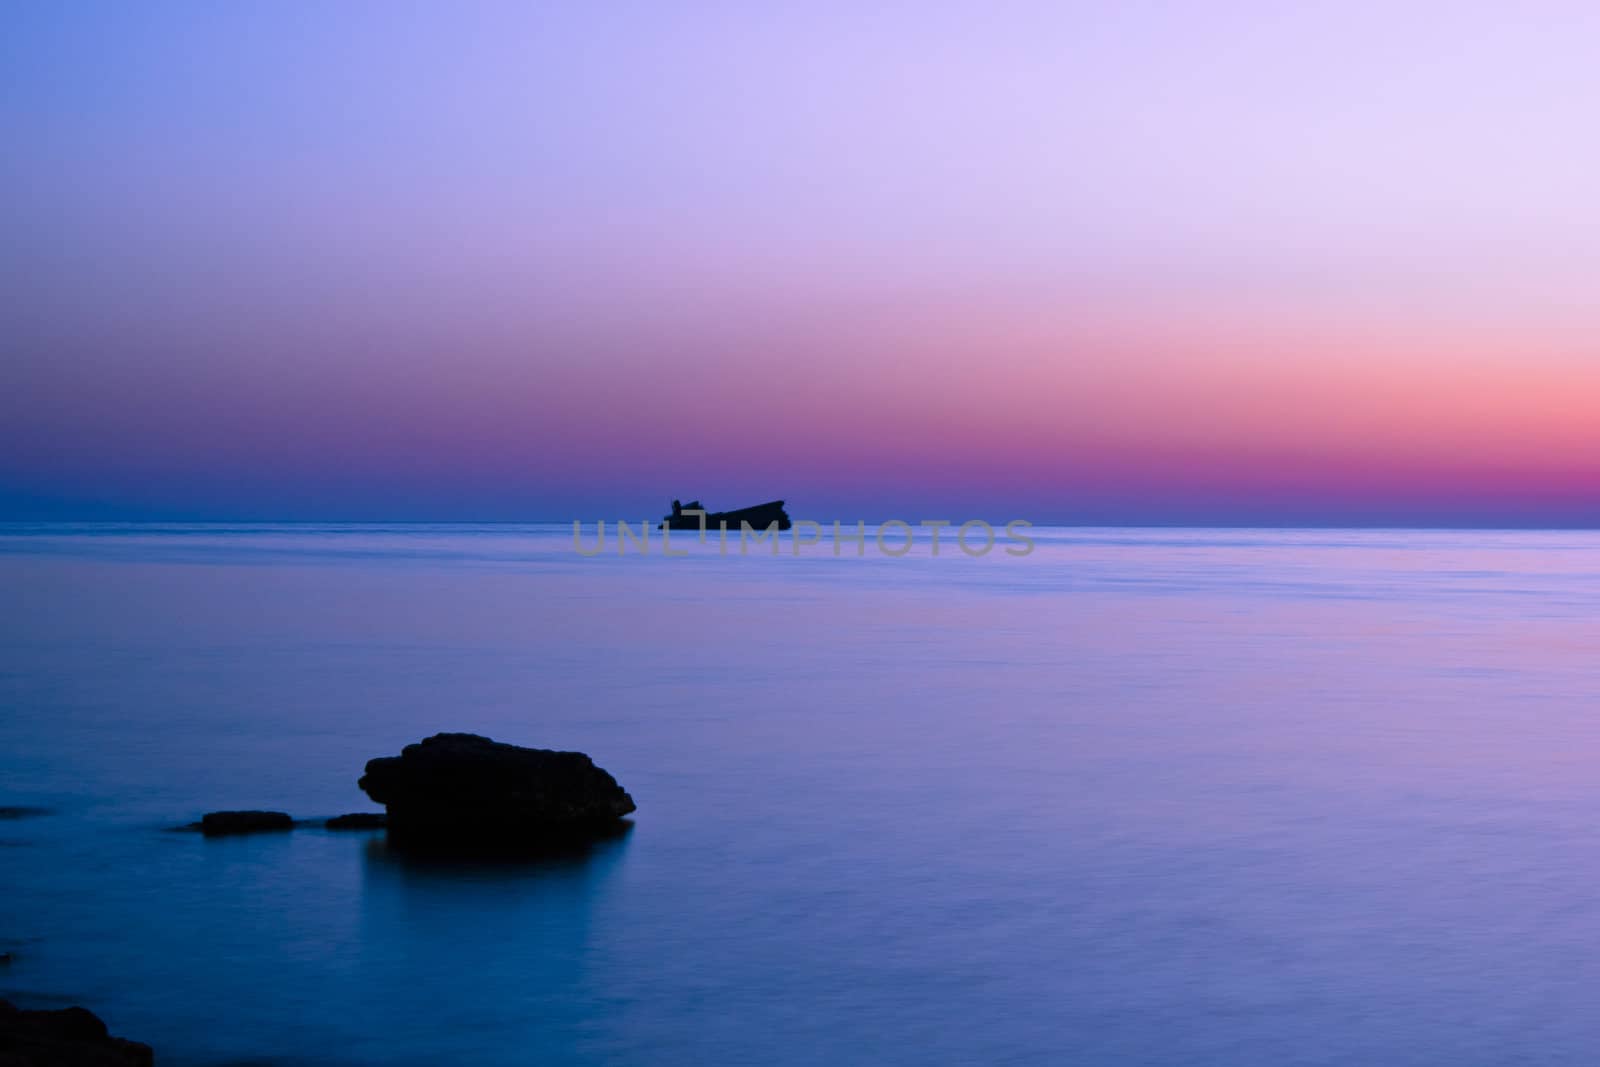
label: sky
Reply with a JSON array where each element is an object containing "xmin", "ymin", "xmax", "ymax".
[{"xmin": 2, "ymin": 1, "xmax": 1597, "ymax": 525}]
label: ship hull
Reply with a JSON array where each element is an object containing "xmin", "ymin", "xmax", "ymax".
[{"xmin": 660, "ymin": 500, "xmax": 791, "ymax": 532}]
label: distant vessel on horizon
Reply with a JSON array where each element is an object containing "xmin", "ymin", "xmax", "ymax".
[{"xmin": 660, "ymin": 498, "xmax": 792, "ymax": 532}]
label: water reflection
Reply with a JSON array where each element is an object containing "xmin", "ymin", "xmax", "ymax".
[
  {"xmin": 361, "ymin": 820, "xmax": 635, "ymax": 877},
  {"xmin": 355, "ymin": 823, "xmax": 636, "ymax": 1062}
]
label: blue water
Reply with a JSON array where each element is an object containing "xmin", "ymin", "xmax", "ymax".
[{"xmin": 3, "ymin": 524, "xmax": 1600, "ymax": 1065}]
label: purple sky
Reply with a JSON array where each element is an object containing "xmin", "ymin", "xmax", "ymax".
[{"xmin": 3, "ymin": 2, "xmax": 1598, "ymax": 524}]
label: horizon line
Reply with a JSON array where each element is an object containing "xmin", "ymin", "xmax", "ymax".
[{"xmin": 3, "ymin": 518, "xmax": 1600, "ymax": 533}]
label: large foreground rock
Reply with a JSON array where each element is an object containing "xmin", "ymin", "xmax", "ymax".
[
  {"xmin": 0, "ymin": 1000, "xmax": 152, "ymax": 1066},
  {"xmin": 358, "ymin": 733, "xmax": 635, "ymax": 845}
]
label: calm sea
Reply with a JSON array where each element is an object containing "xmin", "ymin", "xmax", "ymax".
[{"xmin": 3, "ymin": 523, "xmax": 1600, "ymax": 1065}]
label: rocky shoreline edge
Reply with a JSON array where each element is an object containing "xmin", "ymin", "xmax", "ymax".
[{"xmin": 0, "ymin": 999, "xmax": 153, "ymax": 1066}]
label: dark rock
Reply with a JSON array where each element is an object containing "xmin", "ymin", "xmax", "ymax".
[
  {"xmin": 325, "ymin": 812, "xmax": 387, "ymax": 830},
  {"xmin": 358, "ymin": 733, "xmax": 635, "ymax": 846},
  {"xmin": 0, "ymin": 999, "xmax": 153, "ymax": 1066},
  {"xmin": 194, "ymin": 810, "xmax": 294, "ymax": 837}
]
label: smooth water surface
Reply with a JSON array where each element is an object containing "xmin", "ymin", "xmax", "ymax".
[{"xmin": 3, "ymin": 524, "xmax": 1600, "ymax": 1065}]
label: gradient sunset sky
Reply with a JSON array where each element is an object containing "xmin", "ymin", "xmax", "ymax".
[{"xmin": 2, "ymin": 2, "xmax": 1597, "ymax": 524}]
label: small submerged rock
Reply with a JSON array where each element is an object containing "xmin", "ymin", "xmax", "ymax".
[
  {"xmin": 0, "ymin": 807, "xmax": 53, "ymax": 820},
  {"xmin": 358, "ymin": 733, "xmax": 635, "ymax": 848},
  {"xmin": 325, "ymin": 812, "xmax": 387, "ymax": 830},
  {"xmin": 0, "ymin": 999, "xmax": 153, "ymax": 1066},
  {"xmin": 188, "ymin": 810, "xmax": 295, "ymax": 837}
]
